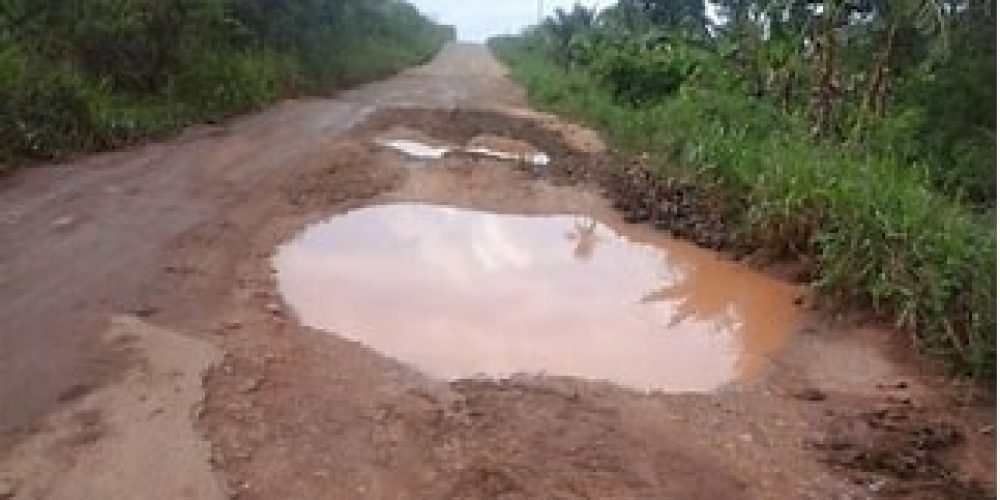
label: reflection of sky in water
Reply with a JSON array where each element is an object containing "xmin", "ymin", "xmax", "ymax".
[{"xmin": 274, "ymin": 204, "xmax": 799, "ymax": 392}]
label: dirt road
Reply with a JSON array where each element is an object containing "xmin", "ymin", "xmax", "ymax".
[{"xmin": 0, "ymin": 44, "xmax": 994, "ymax": 499}]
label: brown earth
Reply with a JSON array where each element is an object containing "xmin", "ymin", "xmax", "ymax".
[{"xmin": 0, "ymin": 43, "xmax": 994, "ymax": 499}]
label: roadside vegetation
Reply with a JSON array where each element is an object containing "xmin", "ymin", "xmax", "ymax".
[
  {"xmin": 0, "ymin": 0, "xmax": 453, "ymax": 161},
  {"xmin": 490, "ymin": 1, "xmax": 996, "ymax": 379}
]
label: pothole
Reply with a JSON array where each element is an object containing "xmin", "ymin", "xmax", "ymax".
[{"xmin": 272, "ymin": 203, "xmax": 802, "ymax": 392}]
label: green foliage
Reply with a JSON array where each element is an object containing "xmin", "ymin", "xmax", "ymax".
[
  {"xmin": 0, "ymin": 55, "xmax": 100, "ymax": 158},
  {"xmin": 900, "ymin": 48, "xmax": 997, "ymax": 205},
  {"xmin": 589, "ymin": 42, "xmax": 701, "ymax": 105},
  {"xmin": 491, "ymin": 36, "xmax": 997, "ymax": 380},
  {"xmin": 540, "ymin": 4, "xmax": 598, "ymax": 66},
  {"xmin": 0, "ymin": 0, "xmax": 453, "ymax": 161},
  {"xmin": 171, "ymin": 49, "xmax": 288, "ymax": 115}
]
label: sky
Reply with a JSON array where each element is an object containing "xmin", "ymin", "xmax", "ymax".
[{"xmin": 409, "ymin": 0, "xmax": 619, "ymax": 42}]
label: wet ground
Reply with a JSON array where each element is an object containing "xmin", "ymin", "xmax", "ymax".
[{"xmin": 0, "ymin": 43, "xmax": 994, "ymax": 499}]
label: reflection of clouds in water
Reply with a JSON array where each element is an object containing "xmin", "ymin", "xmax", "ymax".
[
  {"xmin": 471, "ymin": 216, "xmax": 534, "ymax": 271},
  {"xmin": 381, "ymin": 205, "xmax": 537, "ymax": 279},
  {"xmin": 274, "ymin": 204, "xmax": 798, "ymax": 391}
]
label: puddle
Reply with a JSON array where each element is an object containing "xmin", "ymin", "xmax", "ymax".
[
  {"xmin": 465, "ymin": 134, "xmax": 550, "ymax": 166},
  {"xmin": 464, "ymin": 147, "xmax": 549, "ymax": 166},
  {"xmin": 378, "ymin": 139, "xmax": 451, "ymax": 160},
  {"xmin": 273, "ymin": 204, "xmax": 801, "ymax": 392},
  {"xmin": 377, "ymin": 135, "xmax": 550, "ymax": 166}
]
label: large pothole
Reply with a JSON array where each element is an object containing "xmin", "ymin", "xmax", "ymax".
[{"xmin": 272, "ymin": 202, "xmax": 801, "ymax": 392}]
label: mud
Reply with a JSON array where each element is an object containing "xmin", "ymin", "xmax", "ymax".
[
  {"xmin": 273, "ymin": 203, "xmax": 800, "ymax": 392},
  {"xmin": 814, "ymin": 393, "xmax": 994, "ymax": 500},
  {"xmin": 0, "ymin": 43, "xmax": 994, "ymax": 499}
]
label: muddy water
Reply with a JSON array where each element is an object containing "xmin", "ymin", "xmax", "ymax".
[{"xmin": 274, "ymin": 203, "xmax": 802, "ymax": 392}]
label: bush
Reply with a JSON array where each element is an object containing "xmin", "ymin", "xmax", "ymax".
[
  {"xmin": 0, "ymin": 45, "xmax": 104, "ymax": 158},
  {"xmin": 589, "ymin": 43, "xmax": 700, "ymax": 105},
  {"xmin": 171, "ymin": 49, "xmax": 289, "ymax": 116}
]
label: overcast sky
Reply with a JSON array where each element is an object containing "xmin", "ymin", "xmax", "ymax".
[{"xmin": 409, "ymin": 0, "xmax": 618, "ymax": 42}]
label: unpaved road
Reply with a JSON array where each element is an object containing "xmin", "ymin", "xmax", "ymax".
[{"xmin": 0, "ymin": 43, "xmax": 994, "ymax": 499}]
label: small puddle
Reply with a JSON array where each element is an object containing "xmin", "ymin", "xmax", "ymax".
[
  {"xmin": 378, "ymin": 139, "xmax": 451, "ymax": 160},
  {"xmin": 464, "ymin": 147, "xmax": 549, "ymax": 166},
  {"xmin": 274, "ymin": 204, "xmax": 801, "ymax": 392},
  {"xmin": 377, "ymin": 135, "xmax": 550, "ymax": 166}
]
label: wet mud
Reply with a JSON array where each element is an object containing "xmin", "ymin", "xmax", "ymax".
[{"xmin": 815, "ymin": 393, "xmax": 994, "ymax": 500}]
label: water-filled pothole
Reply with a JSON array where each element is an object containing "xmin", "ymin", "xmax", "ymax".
[{"xmin": 273, "ymin": 204, "xmax": 801, "ymax": 392}]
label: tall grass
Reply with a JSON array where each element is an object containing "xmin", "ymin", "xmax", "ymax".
[{"xmin": 491, "ymin": 37, "xmax": 997, "ymax": 380}]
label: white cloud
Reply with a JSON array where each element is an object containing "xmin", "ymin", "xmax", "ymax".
[{"xmin": 409, "ymin": 0, "xmax": 618, "ymax": 42}]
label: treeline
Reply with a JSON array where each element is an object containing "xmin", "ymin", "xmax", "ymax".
[
  {"xmin": 0, "ymin": 0, "xmax": 454, "ymax": 160},
  {"xmin": 491, "ymin": 0, "xmax": 995, "ymax": 378}
]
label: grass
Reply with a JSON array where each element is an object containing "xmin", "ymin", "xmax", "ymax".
[{"xmin": 491, "ymin": 38, "xmax": 997, "ymax": 381}]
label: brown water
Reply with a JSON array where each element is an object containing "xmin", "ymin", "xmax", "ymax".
[{"xmin": 274, "ymin": 204, "xmax": 802, "ymax": 392}]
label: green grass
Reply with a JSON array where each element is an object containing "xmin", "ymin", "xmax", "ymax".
[{"xmin": 491, "ymin": 38, "xmax": 997, "ymax": 380}]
